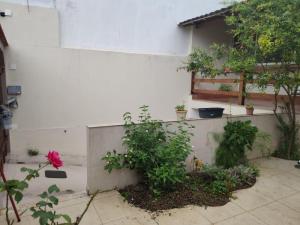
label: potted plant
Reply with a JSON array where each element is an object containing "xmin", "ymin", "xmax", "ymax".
[
  {"xmin": 246, "ymin": 104, "xmax": 254, "ymax": 115},
  {"xmin": 175, "ymin": 104, "xmax": 187, "ymax": 120}
]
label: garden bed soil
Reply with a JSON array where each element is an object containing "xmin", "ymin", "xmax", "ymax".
[{"xmin": 119, "ymin": 172, "xmax": 256, "ymax": 212}]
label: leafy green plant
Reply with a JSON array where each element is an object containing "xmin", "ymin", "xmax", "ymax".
[
  {"xmin": 178, "ymin": 48, "xmax": 219, "ymax": 76},
  {"xmin": 201, "ymin": 165, "xmax": 236, "ymax": 196},
  {"xmin": 200, "ymin": 164, "xmax": 259, "ymax": 196},
  {"xmin": 27, "ymin": 148, "xmax": 39, "ymax": 156},
  {"xmin": 273, "ymin": 115, "xmax": 300, "ymax": 159},
  {"xmin": 103, "ymin": 105, "xmax": 194, "ymax": 195},
  {"xmin": 219, "ymin": 84, "xmax": 233, "ymax": 92},
  {"xmin": 175, "ymin": 104, "xmax": 185, "ymax": 111},
  {"xmin": 245, "ymin": 104, "xmax": 254, "ymax": 110},
  {"xmin": 253, "ymin": 130, "xmax": 272, "ymax": 157},
  {"xmin": 227, "ymin": 165, "xmax": 259, "ymax": 187},
  {"xmin": 215, "ymin": 120, "xmax": 258, "ymax": 168},
  {"xmin": 0, "ymin": 151, "xmax": 74, "ymax": 225},
  {"xmin": 30, "ymin": 185, "xmax": 71, "ymax": 225},
  {"xmin": 181, "ymin": 0, "xmax": 300, "ymax": 160}
]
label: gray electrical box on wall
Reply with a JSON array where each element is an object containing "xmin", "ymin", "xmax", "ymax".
[{"xmin": 7, "ymin": 86, "xmax": 21, "ymax": 95}]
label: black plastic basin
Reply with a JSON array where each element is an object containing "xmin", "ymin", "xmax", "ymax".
[{"xmin": 198, "ymin": 107, "xmax": 224, "ymax": 118}]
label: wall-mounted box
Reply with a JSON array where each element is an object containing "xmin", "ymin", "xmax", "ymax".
[{"xmin": 7, "ymin": 85, "xmax": 21, "ymax": 95}]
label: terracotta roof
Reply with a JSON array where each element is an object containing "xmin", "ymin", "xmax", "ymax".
[
  {"xmin": 0, "ymin": 24, "xmax": 8, "ymax": 47},
  {"xmin": 178, "ymin": 6, "xmax": 231, "ymax": 27}
]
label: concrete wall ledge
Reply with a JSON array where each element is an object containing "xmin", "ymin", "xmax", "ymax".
[{"xmin": 87, "ymin": 114, "xmax": 282, "ymax": 193}]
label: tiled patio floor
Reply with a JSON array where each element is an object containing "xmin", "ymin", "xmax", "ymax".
[{"xmin": 1, "ymin": 157, "xmax": 300, "ymax": 225}]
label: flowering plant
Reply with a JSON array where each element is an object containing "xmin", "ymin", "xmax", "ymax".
[
  {"xmin": 0, "ymin": 150, "xmax": 71, "ymax": 225},
  {"xmin": 47, "ymin": 151, "xmax": 63, "ymax": 169},
  {"xmin": 103, "ymin": 106, "xmax": 194, "ymax": 195}
]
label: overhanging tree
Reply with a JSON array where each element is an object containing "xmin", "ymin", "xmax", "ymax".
[
  {"xmin": 183, "ymin": 0, "xmax": 300, "ymax": 159},
  {"xmin": 225, "ymin": 0, "xmax": 300, "ymax": 160}
]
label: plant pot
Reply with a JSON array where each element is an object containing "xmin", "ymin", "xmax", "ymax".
[
  {"xmin": 176, "ymin": 110, "xmax": 187, "ymax": 120},
  {"xmin": 198, "ymin": 108, "xmax": 224, "ymax": 118},
  {"xmin": 246, "ymin": 107, "xmax": 254, "ymax": 115}
]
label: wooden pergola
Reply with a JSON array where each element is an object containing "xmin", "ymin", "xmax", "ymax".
[
  {"xmin": 179, "ymin": 8, "xmax": 300, "ymax": 106},
  {"xmin": 191, "ymin": 68, "xmax": 300, "ymax": 106}
]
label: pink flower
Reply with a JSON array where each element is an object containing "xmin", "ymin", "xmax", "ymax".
[{"xmin": 47, "ymin": 151, "xmax": 63, "ymax": 169}]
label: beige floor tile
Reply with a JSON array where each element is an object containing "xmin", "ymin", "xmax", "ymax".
[
  {"xmin": 250, "ymin": 202, "xmax": 300, "ymax": 225},
  {"xmin": 252, "ymin": 176, "xmax": 297, "ymax": 200},
  {"xmin": 269, "ymin": 172, "xmax": 300, "ymax": 191},
  {"xmin": 58, "ymin": 201, "xmax": 102, "ymax": 224},
  {"xmin": 215, "ymin": 212, "xmax": 266, "ymax": 225},
  {"xmin": 155, "ymin": 207, "xmax": 212, "ymax": 225},
  {"xmin": 279, "ymin": 192, "xmax": 300, "ymax": 212},
  {"xmin": 198, "ymin": 202, "xmax": 245, "ymax": 223},
  {"xmin": 232, "ymin": 188, "xmax": 273, "ymax": 211},
  {"xmin": 257, "ymin": 167, "xmax": 279, "ymax": 178},
  {"xmin": 103, "ymin": 217, "xmax": 143, "ymax": 225},
  {"xmin": 76, "ymin": 204, "xmax": 103, "ymax": 225},
  {"xmin": 134, "ymin": 215, "xmax": 158, "ymax": 225},
  {"xmin": 55, "ymin": 194, "xmax": 91, "ymax": 209},
  {"xmin": 254, "ymin": 157, "xmax": 296, "ymax": 172},
  {"xmin": 95, "ymin": 190, "xmax": 120, "ymax": 200},
  {"xmin": 92, "ymin": 194, "xmax": 147, "ymax": 223},
  {"xmin": 16, "ymin": 215, "xmax": 40, "ymax": 225},
  {"xmin": 104, "ymin": 216, "xmax": 158, "ymax": 225}
]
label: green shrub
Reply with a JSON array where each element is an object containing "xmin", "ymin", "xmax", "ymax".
[
  {"xmin": 216, "ymin": 120, "xmax": 258, "ymax": 168},
  {"xmin": 201, "ymin": 165, "xmax": 237, "ymax": 196},
  {"xmin": 227, "ymin": 165, "xmax": 259, "ymax": 186},
  {"xmin": 102, "ymin": 106, "xmax": 194, "ymax": 195},
  {"xmin": 200, "ymin": 164, "xmax": 259, "ymax": 196}
]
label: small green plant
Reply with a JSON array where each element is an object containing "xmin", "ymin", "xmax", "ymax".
[
  {"xmin": 219, "ymin": 84, "xmax": 233, "ymax": 92},
  {"xmin": 215, "ymin": 120, "xmax": 258, "ymax": 168},
  {"xmin": 30, "ymin": 185, "xmax": 71, "ymax": 225},
  {"xmin": 245, "ymin": 104, "xmax": 254, "ymax": 109},
  {"xmin": 27, "ymin": 148, "xmax": 39, "ymax": 156},
  {"xmin": 178, "ymin": 48, "xmax": 219, "ymax": 76},
  {"xmin": 103, "ymin": 105, "xmax": 194, "ymax": 195},
  {"xmin": 201, "ymin": 165, "xmax": 236, "ymax": 196},
  {"xmin": 200, "ymin": 164, "xmax": 259, "ymax": 196},
  {"xmin": 175, "ymin": 104, "xmax": 185, "ymax": 111},
  {"xmin": 227, "ymin": 165, "xmax": 259, "ymax": 186}
]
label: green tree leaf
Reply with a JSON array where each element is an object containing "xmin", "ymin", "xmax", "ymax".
[
  {"xmin": 14, "ymin": 191, "xmax": 23, "ymax": 203},
  {"xmin": 49, "ymin": 196, "xmax": 59, "ymax": 205},
  {"xmin": 48, "ymin": 184, "xmax": 60, "ymax": 194}
]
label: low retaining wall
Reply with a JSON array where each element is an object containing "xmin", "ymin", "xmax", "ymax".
[{"xmin": 87, "ymin": 114, "xmax": 280, "ymax": 193}]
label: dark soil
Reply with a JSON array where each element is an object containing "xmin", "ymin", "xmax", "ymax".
[{"xmin": 119, "ymin": 172, "xmax": 256, "ymax": 212}]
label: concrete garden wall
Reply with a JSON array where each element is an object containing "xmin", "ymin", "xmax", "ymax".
[{"xmin": 86, "ymin": 114, "xmax": 281, "ymax": 193}]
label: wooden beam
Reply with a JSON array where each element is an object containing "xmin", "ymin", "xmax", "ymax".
[
  {"xmin": 191, "ymin": 72, "xmax": 196, "ymax": 95},
  {"xmin": 247, "ymin": 93, "xmax": 300, "ymax": 104},
  {"xmin": 192, "ymin": 89, "xmax": 239, "ymax": 97},
  {"xmin": 193, "ymin": 78, "xmax": 239, "ymax": 83},
  {"xmin": 238, "ymin": 74, "xmax": 245, "ymax": 105}
]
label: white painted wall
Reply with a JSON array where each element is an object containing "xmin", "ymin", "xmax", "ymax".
[
  {"xmin": 87, "ymin": 114, "xmax": 280, "ymax": 193},
  {"xmin": 0, "ymin": 2, "xmax": 191, "ymax": 164},
  {"xmin": 0, "ymin": 0, "xmax": 224, "ymax": 55}
]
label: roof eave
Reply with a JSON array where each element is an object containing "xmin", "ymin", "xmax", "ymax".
[{"xmin": 178, "ymin": 7, "xmax": 231, "ymax": 27}]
